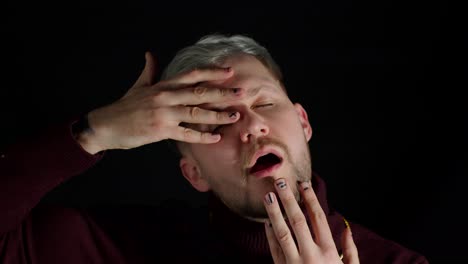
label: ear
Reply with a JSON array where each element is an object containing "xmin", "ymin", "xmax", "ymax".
[
  {"xmin": 179, "ymin": 157, "xmax": 211, "ymax": 192},
  {"xmin": 294, "ymin": 103, "xmax": 313, "ymax": 141}
]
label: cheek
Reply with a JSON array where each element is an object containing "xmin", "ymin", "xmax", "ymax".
[
  {"xmin": 272, "ymin": 110, "xmax": 304, "ymax": 136},
  {"xmin": 272, "ymin": 113, "xmax": 308, "ymax": 151},
  {"xmin": 193, "ymin": 145, "xmax": 241, "ymax": 170}
]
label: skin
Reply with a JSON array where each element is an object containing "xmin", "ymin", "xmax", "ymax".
[
  {"xmin": 178, "ymin": 54, "xmax": 313, "ymax": 220},
  {"xmin": 177, "ymin": 54, "xmax": 359, "ymax": 263},
  {"xmin": 264, "ymin": 178, "xmax": 359, "ymax": 263},
  {"xmin": 78, "ymin": 51, "xmax": 359, "ymax": 263},
  {"xmin": 78, "ymin": 52, "xmax": 245, "ymax": 154}
]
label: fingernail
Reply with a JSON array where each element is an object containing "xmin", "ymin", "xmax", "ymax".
[
  {"xmin": 229, "ymin": 112, "xmax": 238, "ymax": 119},
  {"xmin": 210, "ymin": 134, "xmax": 221, "ymax": 141},
  {"xmin": 276, "ymin": 179, "xmax": 287, "ymax": 190},
  {"xmin": 264, "ymin": 192, "xmax": 275, "ymax": 205},
  {"xmin": 300, "ymin": 181, "xmax": 310, "ymax": 191}
]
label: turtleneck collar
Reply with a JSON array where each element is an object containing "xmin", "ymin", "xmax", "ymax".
[{"xmin": 206, "ymin": 172, "xmax": 345, "ymax": 259}]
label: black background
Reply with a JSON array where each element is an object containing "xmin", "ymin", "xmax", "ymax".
[{"xmin": 1, "ymin": 1, "xmax": 466, "ymax": 263}]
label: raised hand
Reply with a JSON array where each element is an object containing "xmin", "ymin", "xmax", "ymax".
[
  {"xmin": 78, "ymin": 52, "xmax": 243, "ymax": 154},
  {"xmin": 264, "ymin": 178, "xmax": 359, "ymax": 264}
]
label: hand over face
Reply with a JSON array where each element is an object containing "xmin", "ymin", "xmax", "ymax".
[
  {"xmin": 83, "ymin": 52, "xmax": 244, "ymax": 152},
  {"xmin": 263, "ymin": 178, "xmax": 359, "ymax": 264}
]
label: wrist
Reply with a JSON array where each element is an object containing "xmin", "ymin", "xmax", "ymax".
[{"xmin": 73, "ymin": 114, "xmax": 104, "ymax": 155}]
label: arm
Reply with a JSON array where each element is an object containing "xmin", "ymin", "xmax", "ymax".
[
  {"xmin": 0, "ymin": 119, "xmax": 103, "ymax": 234},
  {"xmin": 0, "ymin": 52, "xmax": 245, "ymax": 235}
]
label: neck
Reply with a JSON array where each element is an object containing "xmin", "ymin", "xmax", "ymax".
[{"xmin": 205, "ymin": 172, "xmax": 336, "ymax": 258}]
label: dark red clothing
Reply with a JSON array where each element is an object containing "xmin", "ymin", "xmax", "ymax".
[{"xmin": 0, "ymin": 119, "xmax": 429, "ymax": 263}]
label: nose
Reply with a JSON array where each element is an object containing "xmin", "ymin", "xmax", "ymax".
[{"xmin": 239, "ymin": 112, "xmax": 270, "ymax": 143}]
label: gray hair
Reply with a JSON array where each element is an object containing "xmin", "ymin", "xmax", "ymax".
[
  {"xmin": 162, "ymin": 34, "xmax": 284, "ymax": 157},
  {"xmin": 161, "ymin": 34, "xmax": 283, "ymax": 82}
]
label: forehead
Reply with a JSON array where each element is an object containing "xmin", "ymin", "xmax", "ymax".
[
  {"xmin": 222, "ymin": 54, "xmax": 275, "ymax": 77},
  {"xmin": 202, "ymin": 54, "xmax": 285, "ymax": 108}
]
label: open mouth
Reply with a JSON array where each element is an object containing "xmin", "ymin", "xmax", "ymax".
[{"xmin": 249, "ymin": 153, "xmax": 283, "ymax": 174}]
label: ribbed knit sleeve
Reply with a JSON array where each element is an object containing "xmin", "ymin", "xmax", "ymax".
[{"xmin": 0, "ymin": 118, "xmax": 104, "ymax": 234}]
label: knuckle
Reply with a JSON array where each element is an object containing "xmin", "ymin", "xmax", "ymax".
[
  {"xmin": 151, "ymin": 91, "xmax": 166, "ymax": 105},
  {"xmin": 150, "ymin": 120, "xmax": 163, "ymax": 131},
  {"xmin": 284, "ymin": 193, "xmax": 297, "ymax": 203},
  {"xmin": 290, "ymin": 213, "xmax": 308, "ymax": 229},
  {"xmin": 193, "ymin": 86, "xmax": 207, "ymax": 97},
  {"xmin": 183, "ymin": 127, "xmax": 193, "ymax": 140},
  {"xmin": 189, "ymin": 106, "xmax": 200, "ymax": 118},
  {"xmin": 277, "ymin": 229, "xmax": 291, "ymax": 243},
  {"xmin": 149, "ymin": 109, "xmax": 165, "ymax": 127},
  {"xmin": 311, "ymin": 209, "xmax": 327, "ymax": 222},
  {"xmin": 149, "ymin": 108, "xmax": 161, "ymax": 118}
]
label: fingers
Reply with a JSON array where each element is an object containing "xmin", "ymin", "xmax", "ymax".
[
  {"xmin": 273, "ymin": 179, "xmax": 315, "ymax": 255},
  {"xmin": 170, "ymin": 126, "xmax": 221, "ymax": 144},
  {"xmin": 264, "ymin": 178, "xmax": 358, "ymax": 263},
  {"xmin": 156, "ymin": 85, "xmax": 243, "ymax": 106},
  {"xmin": 341, "ymin": 225, "xmax": 360, "ymax": 264},
  {"xmin": 167, "ymin": 67, "xmax": 234, "ymax": 85},
  {"xmin": 299, "ymin": 180, "xmax": 337, "ymax": 252},
  {"xmin": 264, "ymin": 220, "xmax": 286, "ymax": 264},
  {"xmin": 264, "ymin": 191, "xmax": 300, "ymax": 261},
  {"xmin": 176, "ymin": 106, "xmax": 239, "ymax": 126}
]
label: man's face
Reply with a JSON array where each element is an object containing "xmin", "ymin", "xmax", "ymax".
[{"xmin": 180, "ymin": 54, "xmax": 313, "ymax": 221}]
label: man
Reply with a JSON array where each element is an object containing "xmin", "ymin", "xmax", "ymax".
[{"xmin": 0, "ymin": 34, "xmax": 428, "ymax": 263}]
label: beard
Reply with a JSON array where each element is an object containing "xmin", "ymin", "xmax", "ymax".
[{"xmin": 210, "ymin": 138, "xmax": 312, "ymax": 221}]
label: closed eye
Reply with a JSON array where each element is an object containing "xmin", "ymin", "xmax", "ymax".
[{"xmin": 255, "ymin": 103, "xmax": 274, "ymax": 108}]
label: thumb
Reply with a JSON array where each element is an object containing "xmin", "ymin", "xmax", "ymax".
[{"xmin": 133, "ymin": 51, "xmax": 158, "ymax": 88}]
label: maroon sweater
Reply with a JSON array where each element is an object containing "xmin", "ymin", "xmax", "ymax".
[{"xmin": 0, "ymin": 119, "xmax": 429, "ymax": 263}]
